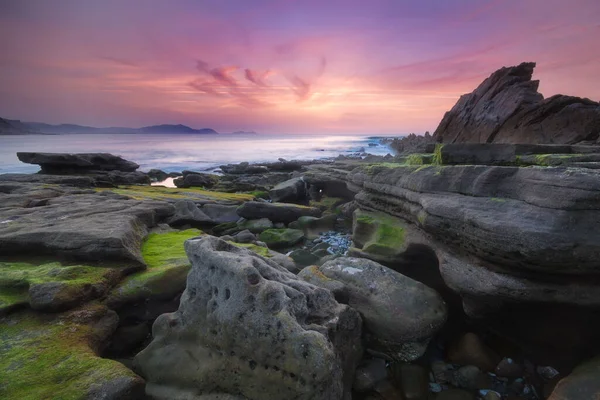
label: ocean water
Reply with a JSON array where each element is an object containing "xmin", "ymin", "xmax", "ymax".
[{"xmin": 0, "ymin": 133, "xmax": 397, "ymax": 174}]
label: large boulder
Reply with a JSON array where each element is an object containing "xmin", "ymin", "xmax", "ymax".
[
  {"xmin": 17, "ymin": 152, "xmax": 140, "ymax": 173},
  {"xmin": 133, "ymin": 236, "xmax": 363, "ymax": 400},
  {"xmin": 300, "ymin": 257, "xmax": 447, "ymax": 361},
  {"xmin": 268, "ymin": 177, "xmax": 307, "ymax": 203},
  {"xmin": 237, "ymin": 201, "xmax": 322, "ymax": 224},
  {"xmin": 201, "ymin": 204, "xmax": 240, "ymax": 224},
  {"xmin": 433, "ymin": 62, "xmax": 600, "ymax": 144},
  {"xmin": 258, "ymin": 228, "xmax": 305, "ymax": 248}
]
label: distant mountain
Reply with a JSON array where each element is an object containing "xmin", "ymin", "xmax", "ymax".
[
  {"xmin": 0, "ymin": 118, "xmax": 37, "ymax": 135},
  {"xmin": 140, "ymin": 124, "xmax": 217, "ymax": 134},
  {"xmin": 1, "ymin": 118, "xmax": 218, "ymax": 135},
  {"xmin": 231, "ymin": 130, "xmax": 258, "ymax": 135}
]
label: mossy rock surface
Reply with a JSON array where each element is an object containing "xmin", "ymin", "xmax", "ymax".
[
  {"xmin": 258, "ymin": 228, "xmax": 305, "ymax": 248},
  {"xmin": 0, "ymin": 261, "xmax": 123, "ymax": 313},
  {"xmin": 106, "ymin": 229, "xmax": 202, "ymax": 307},
  {"xmin": 97, "ymin": 185, "xmax": 253, "ymax": 203},
  {"xmin": 309, "ymin": 196, "xmax": 346, "ymax": 214},
  {"xmin": 229, "ymin": 242, "xmax": 272, "ymax": 258},
  {"xmin": 0, "ymin": 303, "xmax": 144, "ymax": 400},
  {"xmin": 237, "ymin": 218, "xmax": 274, "ymax": 233},
  {"xmin": 353, "ymin": 209, "xmax": 406, "ymax": 257}
]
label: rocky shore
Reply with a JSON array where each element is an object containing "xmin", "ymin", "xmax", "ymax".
[{"xmin": 2, "ymin": 62, "xmax": 600, "ymax": 400}]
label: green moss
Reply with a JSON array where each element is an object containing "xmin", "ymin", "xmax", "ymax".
[
  {"xmin": 107, "ymin": 229, "xmax": 202, "ymax": 304},
  {"xmin": 0, "ymin": 262, "xmax": 119, "ymax": 313},
  {"xmin": 416, "ymin": 211, "xmax": 427, "ymax": 226},
  {"xmin": 0, "ymin": 304, "xmax": 141, "ymax": 400},
  {"xmin": 309, "ymin": 196, "xmax": 345, "ymax": 213},
  {"xmin": 258, "ymin": 229, "xmax": 305, "ymax": 248},
  {"xmin": 363, "ymin": 162, "xmax": 405, "ymax": 175},
  {"xmin": 230, "ymin": 242, "xmax": 272, "ymax": 257},
  {"xmin": 490, "ymin": 197, "xmax": 507, "ymax": 203},
  {"xmin": 249, "ymin": 190, "xmax": 270, "ymax": 200},
  {"xmin": 432, "ymin": 144, "xmax": 444, "ymax": 165},
  {"xmin": 354, "ymin": 210, "xmax": 406, "ymax": 256},
  {"xmin": 405, "ymin": 154, "xmax": 424, "ymax": 165},
  {"xmin": 97, "ymin": 185, "xmax": 253, "ymax": 203}
]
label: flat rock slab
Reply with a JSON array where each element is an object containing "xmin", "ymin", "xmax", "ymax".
[
  {"xmin": 17, "ymin": 152, "xmax": 139, "ymax": 172},
  {"xmin": 0, "ymin": 186, "xmax": 174, "ymax": 264},
  {"xmin": 134, "ymin": 236, "xmax": 362, "ymax": 400},
  {"xmin": 237, "ymin": 201, "xmax": 322, "ymax": 224}
]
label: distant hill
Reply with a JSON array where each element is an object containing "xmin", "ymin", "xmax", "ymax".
[
  {"xmin": 140, "ymin": 124, "xmax": 217, "ymax": 134},
  {"xmin": 1, "ymin": 118, "xmax": 218, "ymax": 135},
  {"xmin": 0, "ymin": 118, "xmax": 36, "ymax": 135},
  {"xmin": 231, "ymin": 130, "xmax": 258, "ymax": 135}
]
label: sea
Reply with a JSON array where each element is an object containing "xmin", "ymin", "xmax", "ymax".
[{"xmin": 0, "ymin": 133, "xmax": 398, "ymax": 174}]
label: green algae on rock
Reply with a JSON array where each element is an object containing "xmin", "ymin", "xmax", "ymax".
[
  {"xmin": 352, "ymin": 209, "xmax": 406, "ymax": 258},
  {"xmin": 258, "ymin": 228, "xmax": 305, "ymax": 248},
  {"xmin": 0, "ymin": 303, "xmax": 144, "ymax": 400},
  {"xmin": 98, "ymin": 185, "xmax": 254, "ymax": 203},
  {"xmin": 0, "ymin": 261, "xmax": 123, "ymax": 314},
  {"xmin": 106, "ymin": 229, "xmax": 203, "ymax": 308}
]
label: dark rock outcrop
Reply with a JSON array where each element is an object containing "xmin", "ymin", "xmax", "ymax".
[
  {"xmin": 268, "ymin": 177, "xmax": 307, "ymax": 203},
  {"xmin": 17, "ymin": 152, "xmax": 140, "ymax": 173},
  {"xmin": 174, "ymin": 171, "xmax": 219, "ymax": 188},
  {"xmin": 134, "ymin": 236, "xmax": 363, "ymax": 400},
  {"xmin": 433, "ymin": 62, "xmax": 600, "ymax": 144}
]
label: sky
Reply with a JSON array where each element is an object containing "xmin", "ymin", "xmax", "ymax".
[{"xmin": 0, "ymin": 0, "xmax": 599, "ymax": 134}]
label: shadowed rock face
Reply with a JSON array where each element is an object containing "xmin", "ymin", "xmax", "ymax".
[
  {"xmin": 134, "ymin": 236, "xmax": 362, "ymax": 400},
  {"xmin": 433, "ymin": 62, "xmax": 600, "ymax": 144},
  {"xmin": 17, "ymin": 152, "xmax": 140, "ymax": 173}
]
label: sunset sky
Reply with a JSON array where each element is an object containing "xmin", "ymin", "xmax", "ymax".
[{"xmin": 1, "ymin": 0, "xmax": 599, "ymax": 134}]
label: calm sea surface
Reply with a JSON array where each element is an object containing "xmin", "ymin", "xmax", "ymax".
[{"xmin": 0, "ymin": 133, "xmax": 397, "ymax": 174}]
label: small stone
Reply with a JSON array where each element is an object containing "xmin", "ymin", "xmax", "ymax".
[
  {"xmin": 481, "ymin": 390, "xmax": 502, "ymax": 400},
  {"xmin": 431, "ymin": 360, "xmax": 452, "ymax": 384},
  {"xmin": 536, "ymin": 365, "xmax": 560, "ymax": 380},
  {"xmin": 353, "ymin": 358, "xmax": 388, "ymax": 392},
  {"xmin": 429, "ymin": 382, "xmax": 442, "ymax": 393},
  {"xmin": 453, "ymin": 365, "xmax": 492, "ymax": 390},
  {"xmin": 495, "ymin": 357, "xmax": 524, "ymax": 379},
  {"xmin": 234, "ymin": 229, "xmax": 256, "ymax": 244}
]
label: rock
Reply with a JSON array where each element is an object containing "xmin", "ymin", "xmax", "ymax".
[
  {"xmin": 495, "ymin": 358, "xmax": 524, "ymax": 379},
  {"xmin": 258, "ymin": 228, "xmax": 305, "ymax": 248},
  {"xmin": 0, "ymin": 173, "xmax": 95, "ymax": 187},
  {"xmin": 0, "ymin": 187, "xmax": 173, "ymax": 265},
  {"xmin": 350, "ymin": 209, "xmax": 407, "ymax": 264},
  {"xmin": 483, "ymin": 391, "xmax": 502, "ymax": 400},
  {"xmin": 298, "ymin": 265, "xmax": 349, "ymax": 302},
  {"xmin": 548, "ymin": 356, "xmax": 600, "ymax": 400},
  {"xmin": 201, "ymin": 204, "xmax": 240, "ymax": 224},
  {"xmin": 447, "ymin": 333, "xmax": 501, "ymax": 372},
  {"xmin": 17, "ymin": 152, "xmax": 140, "ymax": 173},
  {"xmin": 435, "ymin": 389, "xmax": 475, "ymax": 400},
  {"xmin": 537, "ymin": 365, "xmax": 560, "ymax": 380},
  {"xmin": 391, "ymin": 363, "xmax": 429, "ymax": 400},
  {"xmin": 268, "ymin": 177, "xmax": 307, "ymax": 203},
  {"xmin": 297, "ymin": 214, "xmax": 337, "ymax": 240},
  {"xmin": 0, "ymin": 304, "xmax": 145, "ymax": 399},
  {"xmin": 234, "ymin": 229, "xmax": 256, "ymax": 244},
  {"xmin": 220, "ymin": 162, "xmax": 270, "ymax": 175},
  {"xmin": 353, "ymin": 358, "xmax": 388, "ymax": 392},
  {"xmin": 307, "ymin": 257, "xmax": 446, "ymax": 361},
  {"xmin": 289, "ymin": 249, "xmax": 320, "ymax": 267},
  {"xmin": 237, "ymin": 201, "xmax": 322, "ymax": 224},
  {"xmin": 338, "ymin": 201, "xmax": 358, "ymax": 219},
  {"xmin": 431, "ymin": 361, "xmax": 452, "ymax": 384},
  {"xmin": 432, "ymin": 62, "xmax": 600, "ymax": 144},
  {"xmin": 167, "ymin": 200, "xmax": 213, "ymax": 227},
  {"xmin": 174, "ymin": 172, "xmax": 219, "ymax": 188},
  {"xmin": 147, "ymin": 169, "xmax": 168, "ymax": 182},
  {"xmin": 133, "ymin": 236, "xmax": 363, "ymax": 400},
  {"xmin": 212, "ymin": 222, "xmax": 241, "ymax": 236},
  {"xmin": 237, "ymin": 218, "xmax": 274, "ymax": 233},
  {"xmin": 453, "ymin": 365, "xmax": 492, "ymax": 390}
]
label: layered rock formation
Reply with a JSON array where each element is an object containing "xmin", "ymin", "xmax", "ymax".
[
  {"xmin": 433, "ymin": 62, "xmax": 600, "ymax": 144},
  {"xmin": 346, "ymin": 143, "xmax": 600, "ymax": 370},
  {"xmin": 134, "ymin": 236, "xmax": 363, "ymax": 400}
]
